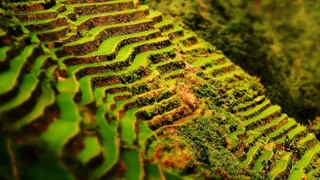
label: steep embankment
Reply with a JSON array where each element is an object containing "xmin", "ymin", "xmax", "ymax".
[{"xmin": 0, "ymin": 0, "xmax": 319, "ymax": 179}]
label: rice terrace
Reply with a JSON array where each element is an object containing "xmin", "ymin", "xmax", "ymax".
[{"xmin": 0, "ymin": 0, "xmax": 319, "ymax": 179}]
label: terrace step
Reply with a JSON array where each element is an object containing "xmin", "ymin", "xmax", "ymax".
[
  {"xmin": 242, "ymin": 143, "xmax": 261, "ymax": 167},
  {"xmin": 93, "ymin": 106, "xmax": 119, "ymax": 178},
  {"xmin": 23, "ymin": 17, "xmax": 69, "ymax": 32},
  {"xmin": 268, "ymin": 152, "xmax": 293, "ymax": 179},
  {"xmin": 104, "ymin": 91, "xmax": 131, "ymax": 110},
  {"xmin": 0, "ymin": 73, "xmax": 38, "ymax": 108},
  {"xmin": 146, "ymin": 10, "xmax": 163, "ymax": 24},
  {"xmin": 65, "ymin": 0, "xmax": 121, "ymax": 4},
  {"xmin": 2, "ymin": 79, "xmax": 55, "ymax": 134},
  {"xmin": 191, "ymin": 53, "xmax": 226, "ymax": 69},
  {"xmin": 255, "ymin": 114, "xmax": 288, "ymax": 135},
  {"xmin": 16, "ymin": 3, "xmax": 67, "ymax": 21},
  {"xmin": 203, "ymin": 61, "xmax": 235, "ymax": 78},
  {"xmin": 288, "ymin": 146, "xmax": 320, "ymax": 180},
  {"xmin": 148, "ymin": 105, "xmax": 193, "ymax": 130},
  {"xmin": 183, "ymin": 41, "xmax": 212, "ymax": 54},
  {"xmin": 62, "ymin": 29, "xmax": 161, "ymax": 67},
  {"xmin": 69, "ymin": 36, "xmax": 171, "ymax": 79},
  {"xmin": 59, "ymin": 19, "xmax": 154, "ymax": 56},
  {"xmin": 76, "ymin": 38, "xmax": 172, "ymax": 104},
  {"xmin": 239, "ymin": 99, "xmax": 271, "ymax": 120},
  {"xmin": 269, "ymin": 118, "xmax": 298, "ymax": 142},
  {"xmin": 156, "ymin": 60, "xmax": 186, "ymax": 75},
  {"xmin": 276, "ymin": 125, "xmax": 307, "ymax": 144},
  {"xmin": 154, "ymin": 18, "xmax": 174, "ymax": 32},
  {"xmin": 237, "ymin": 95, "xmax": 266, "ymax": 113},
  {"xmin": 75, "ymin": 5, "xmax": 149, "ymax": 30},
  {"xmin": 35, "ymin": 25, "xmax": 70, "ymax": 42},
  {"xmin": 120, "ymin": 108, "xmax": 139, "ymax": 147},
  {"xmin": 135, "ymin": 95, "xmax": 180, "ymax": 120},
  {"xmin": 136, "ymin": 88, "xmax": 173, "ymax": 107},
  {"xmin": 162, "ymin": 24, "xmax": 184, "ymax": 40},
  {"xmin": 70, "ymin": 0, "xmax": 135, "ymax": 17},
  {"xmin": 253, "ymin": 147, "xmax": 274, "ymax": 172},
  {"xmin": 211, "ymin": 69, "xmax": 243, "ymax": 82},
  {"xmin": 0, "ymin": 44, "xmax": 38, "ymax": 95},
  {"xmin": 299, "ymin": 134, "xmax": 318, "ymax": 149},
  {"xmin": 148, "ymin": 46, "xmax": 175, "ymax": 64},
  {"xmin": 77, "ymin": 136, "xmax": 102, "ymax": 165},
  {"xmin": 162, "ymin": 69, "xmax": 185, "ymax": 80},
  {"xmin": 243, "ymin": 105, "xmax": 282, "ymax": 131},
  {"xmin": 41, "ymin": 92, "xmax": 81, "ymax": 156},
  {"xmin": 172, "ymin": 31, "xmax": 198, "ymax": 47},
  {"xmin": 0, "ymin": 46, "xmax": 11, "ymax": 63},
  {"xmin": 120, "ymin": 149, "xmax": 144, "ymax": 179}
]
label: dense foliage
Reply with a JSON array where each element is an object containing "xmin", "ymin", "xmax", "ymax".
[{"xmin": 143, "ymin": 0, "xmax": 320, "ymax": 124}]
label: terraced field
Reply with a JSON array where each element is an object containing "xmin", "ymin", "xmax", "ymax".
[{"xmin": 0, "ymin": 0, "xmax": 319, "ymax": 179}]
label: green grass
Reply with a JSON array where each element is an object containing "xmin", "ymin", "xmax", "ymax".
[
  {"xmin": 203, "ymin": 61, "xmax": 233, "ymax": 75},
  {"xmin": 276, "ymin": 125, "xmax": 306, "ymax": 144},
  {"xmin": 0, "ymin": 46, "xmax": 10, "ymax": 62},
  {"xmin": 191, "ymin": 53, "xmax": 225, "ymax": 67},
  {"xmin": 243, "ymin": 105, "xmax": 281, "ymax": 127},
  {"xmin": 163, "ymin": 169, "xmax": 183, "ymax": 180},
  {"xmin": 35, "ymin": 25, "xmax": 68, "ymax": 34},
  {"xmin": 236, "ymin": 95, "xmax": 265, "ymax": 111},
  {"xmin": 94, "ymin": 84, "xmax": 127, "ymax": 104},
  {"xmin": 121, "ymin": 108, "xmax": 138, "ymax": 147},
  {"xmin": 41, "ymin": 93, "xmax": 81, "ymax": 156},
  {"xmin": 288, "ymin": 146, "xmax": 320, "ymax": 180},
  {"xmin": 78, "ymin": 76, "xmax": 95, "ymax": 104},
  {"xmin": 83, "ymin": 29, "xmax": 160, "ymax": 57},
  {"xmin": 67, "ymin": 36, "xmax": 169, "ymax": 74},
  {"xmin": 161, "ymin": 69, "xmax": 184, "ymax": 79},
  {"xmin": 121, "ymin": 149, "xmax": 143, "ymax": 180},
  {"xmin": 145, "ymin": 163, "xmax": 163, "ymax": 180},
  {"xmin": 93, "ymin": 106, "xmax": 119, "ymax": 178},
  {"xmin": 11, "ymin": 80, "xmax": 55, "ymax": 129},
  {"xmin": 299, "ymin": 133, "xmax": 316, "ymax": 145},
  {"xmin": 77, "ymin": 136, "xmax": 101, "ymax": 164},
  {"xmin": 2, "ymin": 1, "xmax": 319, "ymax": 179},
  {"xmin": 0, "ymin": 74, "xmax": 38, "ymax": 113},
  {"xmin": 154, "ymin": 18, "xmax": 172, "ymax": 29},
  {"xmin": 253, "ymin": 149, "xmax": 274, "ymax": 171},
  {"xmin": 138, "ymin": 121, "xmax": 154, "ymax": 149},
  {"xmin": 162, "ymin": 24, "xmax": 183, "ymax": 36},
  {"xmin": 64, "ymin": 18, "xmax": 152, "ymax": 47},
  {"xmin": 69, "ymin": 37, "xmax": 170, "ymax": 104},
  {"xmin": 255, "ymin": 114, "xmax": 288, "ymax": 133},
  {"xmin": 56, "ymin": 78, "xmax": 79, "ymax": 93},
  {"xmin": 0, "ymin": 44, "xmax": 37, "ymax": 94},
  {"xmin": 31, "ymin": 55, "xmax": 51, "ymax": 76},
  {"xmin": 171, "ymin": 31, "xmax": 195, "ymax": 44},
  {"xmin": 268, "ymin": 152, "xmax": 292, "ymax": 179},
  {"xmin": 239, "ymin": 99, "xmax": 270, "ymax": 118},
  {"xmin": 268, "ymin": 118, "xmax": 297, "ymax": 139},
  {"xmin": 242, "ymin": 143, "xmax": 260, "ymax": 166},
  {"xmin": 146, "ymin": 9, "xmax": 162, "ymax": 20},
  {"xmin": 184, "ymin": 41, "xmax": 210, "ymax": 52}
]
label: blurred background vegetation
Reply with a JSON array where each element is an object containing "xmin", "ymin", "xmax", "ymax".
[{"xmin": 143, "ymin": 0, "xmax": 320, "ymax": 128}]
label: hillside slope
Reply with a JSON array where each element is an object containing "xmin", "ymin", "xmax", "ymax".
[{"xmin": 0, "ymin": 0, "xmax": 319, "ymax": 179}]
